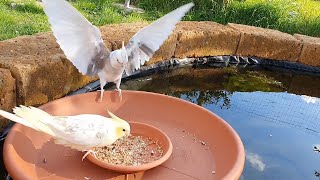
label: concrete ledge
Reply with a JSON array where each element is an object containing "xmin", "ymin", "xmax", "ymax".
[
  {"xmin": 0, "ymin": 68, "xmax": 16, "ymax": 110},
  {"xmin": 0, "ymin": 33, "xmax": 98, "ymax": 106},
  {"xmin": 0, "ymin": 21, "xmax": 320, "ymax": 117},
  {"xmin": 175, "ymin": 21, "xmax": 240, "ymax": 58},
  {"xmin": 228, "ymin": 23, "xmax": 303, "ymax": 61},
  {"xmin": 0, "ymin": 68, "xmax": 16, "ymax": 127},
  {"xmin": 294, "ymin": 34, "xmax": 320, "ymax": 66}
]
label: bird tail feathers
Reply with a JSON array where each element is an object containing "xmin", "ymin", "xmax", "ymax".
[
  {"xmin": 5, "ymin": 106, "xmax": 56, "ymax": 136},
  {"xmin": 0, "ymin": 109, "xmax": 34, "ymax": 129}
]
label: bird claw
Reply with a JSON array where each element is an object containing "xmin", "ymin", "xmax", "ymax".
[
  {"xmin": 115, "ymin": 88, "xmax": 122, "ymax": 101},
  {"xmin": 115, "ymin": 88, "xmax": 122, "ymax": 97},
  {"xmin": 82, "ymin": 149, "xmax": 97, "ymax": 161}
]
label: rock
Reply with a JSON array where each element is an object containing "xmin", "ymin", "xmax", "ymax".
[
  {"xmin": 175, "ymin": 21, "xmax": 240, "ymax": 58},
  {"xmin": 0, "ymin": 68, "xmax": 16, "ymax": 128},
  {"xmin": 0, "ymin": 33, "xmax": 61, "ymax": 57},
  {"xmin": 228, "ymin": 23, "xmax": 302, "ymax": 62},
  {"xmin": 0, "ymin": 33, "xmax": 97, "ymax": 105},
  {"xmin": 294, "ymin": 34, "xmax": 320, "ymax": 67}
]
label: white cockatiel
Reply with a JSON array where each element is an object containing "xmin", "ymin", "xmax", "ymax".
[
  {"xmin": 0, "ymin": 106, "xmax": 130, "ymax": 160},
  {"xmin": 42, "ymin": 0, "xmax": 194, "ymax": 102}
]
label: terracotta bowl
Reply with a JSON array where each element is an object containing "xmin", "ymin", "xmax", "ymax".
[
  {"xmin": 3, "ymin": 90, "xmax": 245, "ymax": 180},
  {"xmin": 86, "ymin": 122, "xmax": 173, "ymax": 173}
]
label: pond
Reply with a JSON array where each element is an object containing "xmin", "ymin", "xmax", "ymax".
[
  {"xmin": 0, "ymin": 61, "xmax": 320, "ymax": 179},
  {"xmin": 104, "ymin": 63, "xmax": 320, "ymax": 180}
]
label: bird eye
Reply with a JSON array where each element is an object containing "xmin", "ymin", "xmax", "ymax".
[
  {"xmin": 122, "ymin": 129, "xmax": 126, "ymax": 132},
  {"xmin": 117, "ymin": 59, "xmax": 120, "ymax": 63}
]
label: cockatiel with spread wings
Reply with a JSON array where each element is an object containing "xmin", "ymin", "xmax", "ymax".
[{"xmin": 42, "ymin": 0, "xmax": 194, "ymax": 102}]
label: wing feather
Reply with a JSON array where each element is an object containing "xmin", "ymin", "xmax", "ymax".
[
  {"xmin": 42, "ymin": 0, "xmax": 109, "ymax": 75},
  {"xmin": 125, "ymin": 2, "xmax": 194, "ymax": 75},
  {"xmin": 45, "ymin": 115, "xmax": 112, "ymax": 148}
]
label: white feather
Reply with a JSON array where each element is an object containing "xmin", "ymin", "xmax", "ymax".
[
  {"xmin": 0, "ymin": 106, "xmax": 130, "ymax": 151},
  {"xmin": 125, "ymin": 2, "xmax": 194, "ymax": 75},
  {"xmin": 0, "ymin": 106, "xmax": 56, "ymax": 136},
  {"xmin": 51, "ymin": 115, "xmax": 124, "ymax": 148},
  {"xmin": 13, "ymin": 106, "xmax": 56, "ymax": 136},
  {"xmin": 0, "ymin": 109, "xmax": 33, "ymax": 129},
  {"xmin": 42, "ymin": 0, "xmax": 108, "ymax": 75},
  {"xmin": 41, "ymin": 0, "xmax": 193, "ymax": 101}
]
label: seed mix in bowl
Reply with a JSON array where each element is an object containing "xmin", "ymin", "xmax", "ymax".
[{"xmin": 93, "ymin": 135, "xmax": 164, "ymax": 166}]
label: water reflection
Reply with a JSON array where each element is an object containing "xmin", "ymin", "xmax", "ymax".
[
  {"xmin": 109, "ymin": 65, "xmax": 320, "ymax": 179},
  {"xmin": 172, "ymin": 90, "xmax": 232, "ymax": 108},
  {"xmin": 301, "ymin": 95, "xmax": 320, "ymax": 104},
  {"xmin": 246, "ymin": 151, "xmax": 266, "ymax": 172}
]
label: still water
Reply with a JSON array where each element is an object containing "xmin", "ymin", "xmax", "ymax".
[{"xmin": 106, "ymin": 65, "xmax": 320, "ymax": 179}]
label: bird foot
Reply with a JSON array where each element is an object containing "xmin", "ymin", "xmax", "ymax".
[
  {"xmin": 96, "ymin": 90, "xmax": 104, "ymax": 103},
  {"xmin": 115, "ymin": 89, "xmax": 123, "ymax": 102},
  {"xmin": 82, "ymin": 149, "xmax": 97, "ymax": 161},
  {"xmin": 115, "ymin": 88, "xmax": 122, "ymax": 97}
]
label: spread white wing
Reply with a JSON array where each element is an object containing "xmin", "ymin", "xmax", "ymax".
[
  {"xmin": 42, "ymin": 0, "xmax": 110, "ymax": 76},
  {"xmin": 125, "ymin": 2, "xmax": 194, "ymax": 75}
]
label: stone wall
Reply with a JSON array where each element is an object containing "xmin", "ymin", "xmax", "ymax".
[
  {"xmin": 0, "ymin": 68, "xmax": 16, "ymax": 127},
  {"xmin": 0, "ymin": 21, "xmax": 320, "ymax": 126}
]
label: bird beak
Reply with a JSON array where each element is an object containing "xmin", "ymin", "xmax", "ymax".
[{"xmin": 126, "ymin": 132, "xmax": 130, "ymax": 137}]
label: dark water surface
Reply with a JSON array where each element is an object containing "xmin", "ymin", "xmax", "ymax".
[{"xmin": 107, "ymin": 65, "xmax": 320, "ymax": 180}]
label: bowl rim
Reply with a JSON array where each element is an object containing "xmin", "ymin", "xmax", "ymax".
[
  {"xmin": 3, "ymin": 90, "xmax": 245, "ymax": 179},
  {"xmin": 39, "ymin": 90, "xmax": 245, "ymax": 178},
  {"xmin": 86, "ymin": 121, "xmax": 173, "ymax": 172}
]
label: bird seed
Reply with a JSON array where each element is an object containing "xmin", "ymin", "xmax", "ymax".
[{"xmin": 93, "ymin": 135, "xmax": 163, "ymax": 166}]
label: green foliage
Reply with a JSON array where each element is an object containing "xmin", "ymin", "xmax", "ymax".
[
  {"xmin": 0, "ymin": 0, "xmax": 48, "ymax": 40},
  {"xmin": 171, "ymin": 90, "xmax": 233, "ymax": 108},
  {"xmin": 0, "ymin": 0, "xmax": 144, "ymax": 40},
  {"xmin": 0, "ymin": 0, "xmax": 320, "ymax": 41},
  {"xmin": 136, "ymin": 0, "xmax": 320, "ymax": 36}
]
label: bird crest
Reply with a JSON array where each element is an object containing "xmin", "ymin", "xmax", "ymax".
[{"xmin": 107, "ymin": 110, "xmax": 125, "ymax": 123}]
